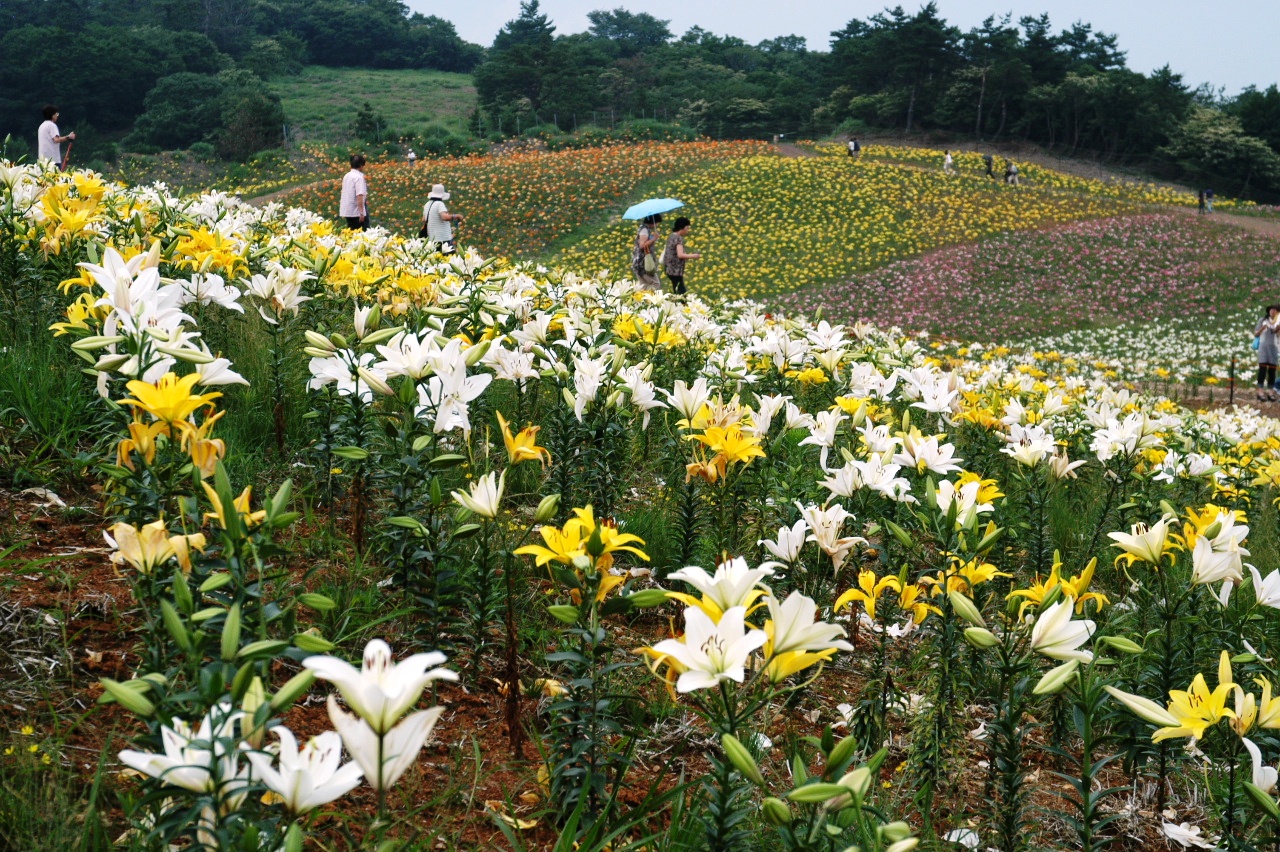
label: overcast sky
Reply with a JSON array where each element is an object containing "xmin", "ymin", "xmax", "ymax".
[{"xmin": 406, "ymin": 0, "xmax": 1278, "ymax": 95}]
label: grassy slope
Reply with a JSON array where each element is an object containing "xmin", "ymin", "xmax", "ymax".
[{"xmin": 271, "ymin": 66, "xmax": 477, "ymax": 142}]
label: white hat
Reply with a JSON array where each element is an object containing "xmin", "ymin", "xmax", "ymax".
[{"xmin": 428, "ymin": 184, "xmax": 450, "ymax": 200}]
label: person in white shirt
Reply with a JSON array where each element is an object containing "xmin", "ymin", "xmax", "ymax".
[
  {"xmin": 38, "ymin": 105, "xmax": 75, "ymax": 170},
  {"xmin": 339, "ymin": 154, "xmax": 369, "ymax": 230},
  {"xmin": 420, "ymin": 183, "xmax": 462, "ymax": 251}
]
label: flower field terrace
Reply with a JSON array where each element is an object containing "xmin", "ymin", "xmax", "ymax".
[
  {"xmin": 820, "ymin": 143, "xmax": 1236, "ymax": 210},
  {"xmin": 274, "ymin": 140, "xmax": 766, "ymax": 260},
  {"xmin": 12, "ymin": 160, "xmax": 1280, "ymax": 850},
  {"xmin": 776, "ymin": 213, "xmax": 1280, "ymax": 372},
  {"xmin": 554, "ymin": 150, "xmax": 1145, "ymax": 302}
]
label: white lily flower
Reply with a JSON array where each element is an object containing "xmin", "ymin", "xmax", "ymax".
[
  {"xmin": 1107, "ymin": 515, "xmax": 1174, "ymax": 567},
  {"xmin": 663, "ymin": 377, "xmax": 712, "ymax": 422},
  {"xmin": 1249, "ymin": 565, "xmax": 1280, "ymax": 609},
  {"xmin": 303, "ymin": 639, "xmax": 457, "ymax": 734},
  {"xmin": 1245, "ymin": 737, "xmax": 1279, "ymax": 794},
  {"xmin": 451, "ymin": 470, "xmax": 505, "ymax": 518},
  {"xmin": 650, "ymin": 606, "xmax": 767, "ymax": 693},
  {"xmin": 764, "ymin": 591, "xmax": 853, "ymax": 656},
  {"xmin": 799, "ymin": 409, "xmax": 845, "ymax": 470},
  {"xmin": 1190, "ymin": 536, "xmax": 1243, "ymax": 588},
  {"xmin": 759, "ymin": 519, "xmax": 808, "ymax": 566},
  {"xmin": 118, "ymin": 699, "xmax": 248, "ymax": 807},
  {"xmin": 798, "ymin": 502, "xmax": 865, "ymax": 573},
  {"xmin": 245, "ymin": 728, "xmax": 363, "ymax": 815},
  {"xmin": 1161, "ymin": 821, "xmax": 1215, "ymax": 849},
  {"xmin": 668, "ymin": 557, "xmax": 774, "ymax": 617},
  {"xmin": 327, "ymin": 696, "xmax": 445, "ymax": 792},
  {"xmin": 1030, "ymin": 599, "xmax": 1094, "ymax": 662}
]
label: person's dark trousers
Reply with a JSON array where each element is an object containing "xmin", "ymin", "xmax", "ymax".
[{"xmin": 345, "ymin": 216, "xmax": 368, "ymax": 230}]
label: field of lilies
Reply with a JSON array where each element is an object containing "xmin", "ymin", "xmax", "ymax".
[{"xmin": 7, "ymin": 154, "xmax": 1280, "ymax": 852}]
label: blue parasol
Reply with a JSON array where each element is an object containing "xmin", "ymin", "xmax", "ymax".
[{"xmin": 622, "ymin": 197, "xmax": 684, "ymax": 220}]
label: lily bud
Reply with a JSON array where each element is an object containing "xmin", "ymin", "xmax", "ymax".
[
  {"xmin": 948, "ymin": 591, "xmax": 986, "ymax": 627},
  {"xmin": 761, "ymin": 797, "xmax": 793, "ymax": 826},
  {"xmin": 964, "ymin": 627, "xmax": 1000, "ymax": 649},
  {"xmin": 303, "ymin": 330, "xmax": 336, "ymax": 352},
  {"xmin": 721, "ymin": 734, "xmax": 766, "ymax": 787},
  {"xmin": 1034, "ymin": 659, "xmax": 1080, "ymax": 695},
  {"xmin": 534, "ymin": 494, "xmax": 560, "ymax": 522},
  {"xmin": 159, "ymin": 345, "xmax": 215, "ymax": 364},
  {"xmin": 240, "ymin": 676, "xmax": 267, "ymax": 748},
  {"xmin": 356, "ymin": 366, "xmax": 394, "ymax": 396}
]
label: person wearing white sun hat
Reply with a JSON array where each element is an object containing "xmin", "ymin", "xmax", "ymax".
[{"xmin": 420, "ymin": 183, "xmax": 463, "ymax": 252}]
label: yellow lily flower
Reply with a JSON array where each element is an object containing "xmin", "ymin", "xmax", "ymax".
[
  {"xmin": 896, "ymin": 583, "xmax": 939, "ymax": 624},
  {"xmin": 496, "ymin": 411, "xmax": 551, "ymax": 468},
  {"xmin": 1007, "ymin": 556, "xmax": 1108, "ymax": 617},
  {"xmin": 121, "ymin": 373, "xmax": 221, "ymax": 425},
  {"xmin": 1256, "ymin": 677, "xmax": 1280, "ymax": 729},
  {"xmin": 687, "ymin": 424, "xmax": 766, "ymax": 467},
  {"xmin": 514, "ymin": 505, "xmax": 649, "ymax": 573},
  {"xmin": 763, "ymin": 648, "xmax": 838, "ymax": 683},
  {"xmin": 955, "ymin": 470, "xmax": 1004, "ymax": 503},
  {"xmin": 1154, "ymin": 670, "xmax": 1235, "ymax": 742},
  {"xmin": 201, "ymin": 482, "xmax": 267, "ymax": 530},
  {"xmin": 514, "ymin": 520, "xmax": 589, "ymax": 568},
  {"xmin": 116, "ymin": 419, "xmax": 170, "ymax": 470},
  {"xmin": 834, "ymin": 570, "xmax": 901, "ymax": 621},
  {"xmin": 107, "ymin": 519, "xmax": 207, "ymax": 576}
]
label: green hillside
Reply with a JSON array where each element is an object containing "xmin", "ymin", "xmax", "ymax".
[{"xmin": 271, "ymin": 66, "xmax": 477, "ymax": 142}]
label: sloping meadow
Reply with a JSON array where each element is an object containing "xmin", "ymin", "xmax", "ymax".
[{"xmin": 8, "ymin": 159, "xmax": 1280, "ymax": 850}]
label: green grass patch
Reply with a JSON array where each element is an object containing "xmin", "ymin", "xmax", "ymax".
[{"xmin": 271, "ymin": 66, "xmax": 477, "ymax": 143}]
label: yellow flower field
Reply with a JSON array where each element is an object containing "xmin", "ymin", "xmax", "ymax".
[{"xmin": 556, "ymin": 152, "xmax": 1143, "ymax": 301}]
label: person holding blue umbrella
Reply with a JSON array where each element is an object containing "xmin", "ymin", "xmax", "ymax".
[
  {"xmin": 624, "ymin": 198, "xmax": 683, "ymax": 292},
  {"xmin": 632, "ymin": 213, "xmax": 664, "ymax": 291}
]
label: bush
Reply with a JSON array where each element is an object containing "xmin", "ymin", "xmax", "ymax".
[
  {"xmin": 125, "ymin": 73, "xmax": 227, "ymax": 152},
  {"xmin": 189, "ymin": 141, "xmax": 217, "ymax": 161},
  {"xmin": 214, "ymin": 69, "xmax": 285, "ymax": 161}
]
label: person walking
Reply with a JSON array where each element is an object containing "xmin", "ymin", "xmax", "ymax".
[
  {"xmin": 1255, "ymin": 305, "xmax": 1280, "ymax": 402},
  {"xmin": 37, "ymin": 105, "xmax": 75, "ymax": 171},
  {"xmin": 983, "ymin": 153, "xmax": 994, "ymax": 178},
  {"xmin": 1004, "ymin": 160, "xmax": 1019, "ymax": 186},
  {"xmin": 339, "ymin": 154, "xmax": 369, "ymax": 230},
  {"xmin": 632, "ymin": 213, "xmax": 663, "ymax": 291},
  {"xmin": 943, "ymin": 150, "xmax": 954, "ymax": 175},
  {"xmin": 1198, "ymin": 189, "xmax": 1206, "ymax": 215},
  {"xmin": 420, "ymin": 183, "xmax": 463, "ymax": 252},
  {"xmin": 407, "ymin": 149, "xmax": 417, "ymax": 168},
  {"xmin": 1205, "ymin": 188, "xmax": 1215, "ymax": 213},
  {"xmin": 663, "ymin": 216, "xmax": 701, "ymax": 297}
]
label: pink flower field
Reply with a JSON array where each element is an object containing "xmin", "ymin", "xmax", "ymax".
[{"xmin": 775, "ymin": 214, "xmax": 1280, "ymax": 342}]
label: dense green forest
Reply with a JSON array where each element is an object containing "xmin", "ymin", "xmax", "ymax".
[{"xmin": 3, "ymin": 0, "xmax": 1279, "ymax": 199}]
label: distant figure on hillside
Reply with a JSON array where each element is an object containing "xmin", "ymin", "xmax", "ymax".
[
  {"xmin": 407, "ymin": 149, "xmax": 417, "ymax": 168},
  {"xmin": 38, "ymin": 105, "xmax": 75, "ymax": 171},
  {"xmin": 420, "ymin": 183, "xmax": 462, "ymax": 252},
  {"xmin": 632, "ymin": 213, "xmax": 663, "ymax": 291},
  {"xmin": 1198, "ymin": 189, "xmax": 1206, "ymax": 215},
  {"xmin": 1004, "ymin": 160, "xmax": 1019, "ymax": 186},
  {"xmin": 663, "ymin": 216, "xmax": 702, "ymax": 297},
  {"xmin": 983, "ymin": 153, "xmax": 994, "ymax": 178},
  {"xmin": 1255, "ymin": 305, "xmax": 1280, "ymax": 402},
  {"xmin": 339, "ymin": 154, "xmax": 369, "ymax": 230},
  {"xmin": 1205, "ymin": 188, "xmax": 1215, "ymax": 213},
  {"xmin": 943, "ymin": 150, "xmax": 954, "ymax": 175},
  {"xmin": 848, "ymin": 138, "xmax": 861, "ymax": 159}
]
